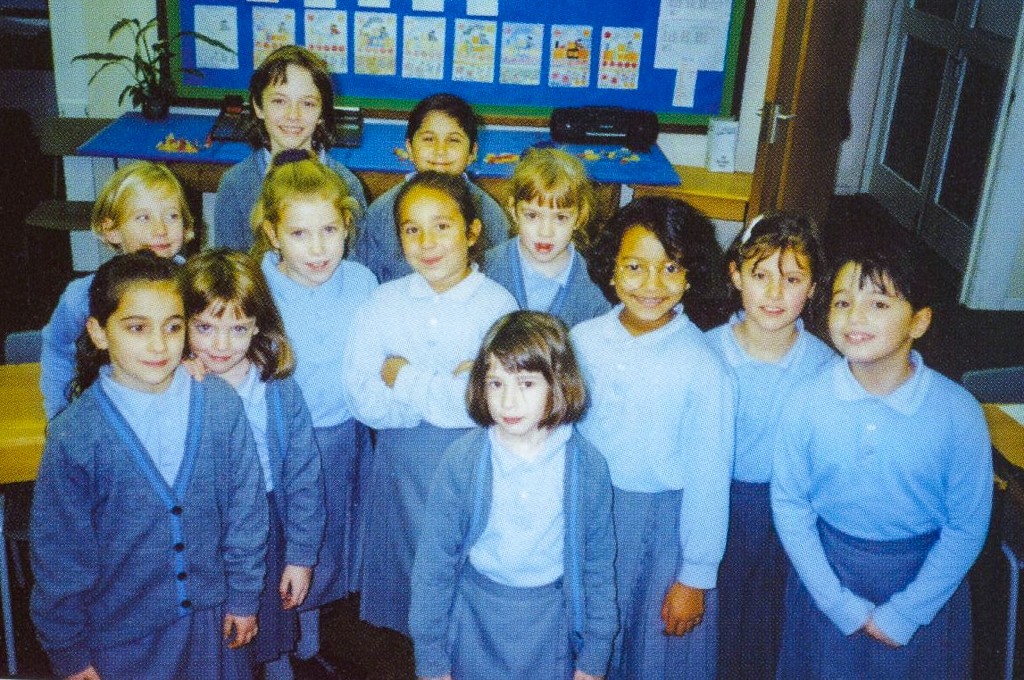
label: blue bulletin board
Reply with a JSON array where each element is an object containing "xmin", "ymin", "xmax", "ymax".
[{"xmin": 164, "ymin": 0, "xmax": 748, "ymax": 126}]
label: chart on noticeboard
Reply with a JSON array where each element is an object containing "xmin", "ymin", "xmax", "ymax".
[{"xmin": 165, "ymin": 0, "xmax": 748, "ymax": 126}]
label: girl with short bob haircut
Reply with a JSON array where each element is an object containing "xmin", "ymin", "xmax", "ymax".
[{"xmin": 410, "ymin": 311, "xmax": 617, "ymax": 680}]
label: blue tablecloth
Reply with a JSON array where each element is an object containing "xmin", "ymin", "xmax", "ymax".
[{"xmin": 77, "ymin": 112, "xmax": 680, "ymax": 186}]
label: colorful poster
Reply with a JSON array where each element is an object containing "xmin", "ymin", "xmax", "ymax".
[
  {"xmin": 452, "ymin": 19, "xmax": 496, "ymax": 83},
  {"xmin": 548, "ymin": 24, "xmax": 592, "ymax": 88},
  {"xmin": 354, "ymin": 11, "xmax": 397, "ymax": 75},
  {"xmin": 253, "ymin": 8, "xmax": 296, "ymax": 67},
  {"xmin": 305, "ymin": 10, "xmax": 348, "ymax": 73},
  {"xmin": 499, "ymin": 22, "xmax": 542, "ymax": 86},
  {"xmin": 194, "ymin": 5, "xmax": 239, "ymax": 70},
  {"xmin": 597, "ymin": 27, "xmax": 642, "ymax": 90},
  {"xmin": 403, "ymin": 16, "xmax": 446, "ymax": 80}
]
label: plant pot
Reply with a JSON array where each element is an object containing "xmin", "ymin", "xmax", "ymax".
[{"xmin": 140, "ymin": 92, "xmax": 171, "ymax": 121}]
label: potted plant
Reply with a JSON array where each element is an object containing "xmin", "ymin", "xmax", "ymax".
[{"xmin": 73, "ymin": 17, "xmax": 234, "ymax": 121}]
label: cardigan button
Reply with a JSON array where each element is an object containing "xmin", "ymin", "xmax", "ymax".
[
  {"xmin": 171, "ymin": 506, "xmax": 183, "ymax": 515},
  {"xmin": 181, "ymin": 599, "xmax": 192, "ymax": 608},
  {"xmin": 177, "ymin": 571, "xmax": 188, "ymax": 581},
  {"xmin": 173, "ymin": 543, "xmax": 185, "ymax": 552}
]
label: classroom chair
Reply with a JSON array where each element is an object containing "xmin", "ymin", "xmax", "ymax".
[
  {"xmin": 963, "ymin": 365, "xmax": 1024, "ymax": 680},
  {"xmin": 2, "ymin": 329, "xmax": 42, "ymax": 365}
]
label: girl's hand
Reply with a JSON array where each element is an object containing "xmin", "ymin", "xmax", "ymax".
[
  {"xmin": 661, "ymin": 582, "xmax": 705, "ymax": 637},
  {"xmin": 863, "ymin": 616, "xmax": 900, "ymax": 648},
  {"xmin": 66, "ymin": 666, "xmax": 101, "ymax": 680},
  {"xmin": 381, "ymin": 355, "xmax": 410, "ymax": 387},
  {"xmin": 280, "ymin": 564, "xmax": 313, "ymax": 610},
  {"xmin": 223, "ymin": 613, "xmax": 258, "ymax": 649},
  {"xmin": 452, "ymin": 360, "xmax": 474, "ymax": 376},
  {"xmin": 181, "ymin": 356, "xmax": 208, "ymax": 381},
  {"xmin": 573, "ymin": 670, "xmax": 604, "ymax": 680}
]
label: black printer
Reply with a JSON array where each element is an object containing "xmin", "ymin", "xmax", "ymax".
[{"xmin": 550, "ymin": 106, "xmax": 659, "ymax": 152}]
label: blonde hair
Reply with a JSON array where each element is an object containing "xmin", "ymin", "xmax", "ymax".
[
  {"xmin": 91, "ymin": 162, "xmax": 194, "ymax": 249},
  {"xmin": 506, "ymin": 148, "xmax": 595, "ymax": 249},
  {"xmin": 250, "ymin": 149, "xmax": 361, "ymax": 259},
  {"xmin": 179, "ymin": 249, "xmax": 295, "ymax": 380}
]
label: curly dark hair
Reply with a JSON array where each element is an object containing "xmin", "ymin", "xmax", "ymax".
[{"xmin": 587, "ymin": 196, "xmax": 730, "ymax": 330}]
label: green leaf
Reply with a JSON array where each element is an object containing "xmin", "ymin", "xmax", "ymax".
[
  {"xmin": 108, "ymin": 17, "xmax": 140, "ymax": 43},
  {"xmin": 72, "ymin": 52, "xmax": 132, "ymax": 64},
  {"xmin": 177, "ymin": 31, "xmax": 237, "ymax": 56}
]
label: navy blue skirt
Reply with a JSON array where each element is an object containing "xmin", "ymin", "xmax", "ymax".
[
  {"xmin": 717, "ymin": 480, "xmax": 788, "ymax": 680},
  {"xmin": 359, "ymin": 423, "xmax": 470, "ymax": 635},
  {"xmin": 777, "ymin": 520, "xmax": 971, "ymax": 679},
  {"xmin": 92, "ymin": 604, "xmax": 254, "ymax": 680},
  {"xmin": 303, "ymin": 420, "xmax": 363, "ymax": 609},
  {"xmin": 448, "ymin": 564, "xmax": 574, "ymax": 680},
  {"xmin": 611, "ymin": 487, "xmax": 718, "ymax": 680},
  {"xmin": 253, "ymin": 493, "xmax": 298, "ymax": 664}
]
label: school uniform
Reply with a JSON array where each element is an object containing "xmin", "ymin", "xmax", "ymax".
[
  {"xmin": 234, "ymin": 367, "xmax": 325, "ymax": 664},
  {"xmin": 349, "ymin": 175, "xmax": 510, "ymax": 283},
  {"xmin": 705, "ymin": 314, "xmax": 835, "ymax": 680},
  {"xmin": 771, "ymin": 352, "xmax": 992, "ymax": 678},
  {"xmin": 261, "ymin": 253, "xmax": 377, "ymax": 604},
  {"xmin": 410, "ymin": 426, "xmax": 617, "ymax": 679},
  {"xmin": 483, "ymin": 237, "xmax": 611, "ymax": 328},
  {"xmin": 40, "ymin": 254, "xmax": 187, "ymax": 420},
  {"xmin": 344, "ymin": 268, "xmax": 517, "ymax": 634},
  {"xmin": 213, "ymin": 149, "xmax": 366, "ymax": 252},
  {"xmin": 572, "ymin": 305, "xmax": 734, "ymax": 680},
  {"xmin": 30, "ymin": 368, "xmax": 268, "ymax": 680}
]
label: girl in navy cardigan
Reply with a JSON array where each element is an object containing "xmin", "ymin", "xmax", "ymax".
[
  {"xmin": 30, "ymin": 252, "xmax": 268, "ymax": 680},
  {"xmin": 181, "ymin": 249, "xmax": 325, "ymax": 680},
  {"xmin": 410, "ymin": 311, "xmax": 617, "ymax": 680}
]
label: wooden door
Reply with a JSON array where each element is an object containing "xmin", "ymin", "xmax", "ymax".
[{"xmin": 748, "ymin": 0, "xmax": 866, "ymax": 224}]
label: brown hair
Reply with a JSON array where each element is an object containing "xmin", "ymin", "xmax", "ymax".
[
  {"xmin": 179, "ymin": 248, "xmax": 295, "ymax": 380},
  {"xmin": 250, "ymin": 149, "xmax": 361, "ymax": 260},
  {"xmin": 466, "ymin": 311, "xmax": 586, "ymax": 428},
  {"xmin": 91, "ymin": 162, "xmax": 194, "ymax": 250},
  {"xmin": 248, "ymin": 45, "xmax": 335, "ymax": 151},
  {"xmin": 394, "ymin": 170, "xmax": 488, "ymax": 264},
  {"xmin": 72, "ymin": 252, "xmax": 183, "ymax": 399},
  {"xmin": 506, "ymin": 147, "xmax": 595, "ymax": 249}
]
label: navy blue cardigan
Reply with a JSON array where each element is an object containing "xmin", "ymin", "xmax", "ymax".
[
  {"xmin": 409, "ymin": 427, "xmax": 617, "ymax": 678},
  {"xmin": 30, "ymin": 376, "xmax": 269, "ymax": 677}
]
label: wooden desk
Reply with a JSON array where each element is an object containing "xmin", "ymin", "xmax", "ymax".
[
  {"xmin": 0, "ymin": 363, "xmax": 45, "ymax": 485},
  {"xmin": 0, "ymin": 362, "xmax": 44, "ymax": 676},
  {"xmin": 631, "ymin": 165, "xmax": 753, "ymax": 222}
]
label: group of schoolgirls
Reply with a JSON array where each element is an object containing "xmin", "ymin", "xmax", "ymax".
[{"xmin": 30, "ymin": 42, "xmax": 992, "ymax": 680}]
